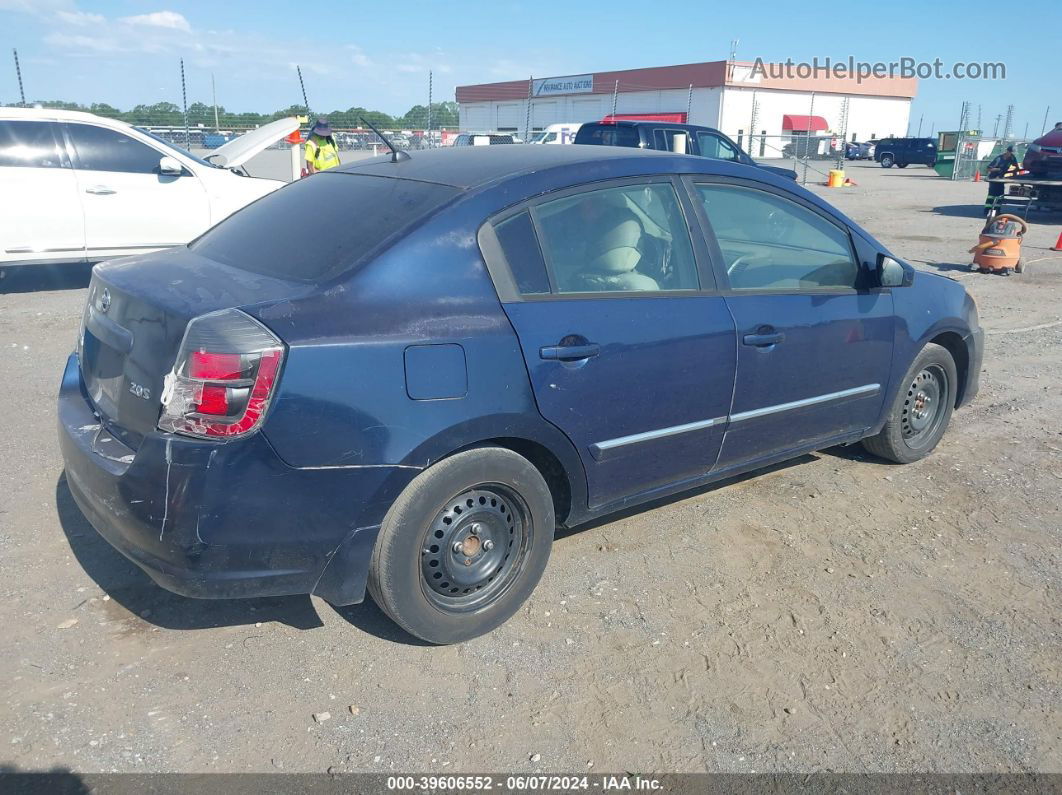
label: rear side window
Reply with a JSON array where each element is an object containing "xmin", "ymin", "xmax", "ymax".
[
  {"xmin": 575, "ymin": 124, "xmax": 640, "ymax": 148},
  {"xmin": 0, "ymin": 120, "xmax": 65, "ymax": 168},
  {"xmin": 66, "ymin": 123, "xmax": 164, "ymax": 173},
  {"xmin": 534, "ymin": 183, "xmax": 699, "ymax": 294},
  {"xmin": 191, "ymin": 173, "xmax": 460, "ymax": 281},
  {"xmin": 494, "ymin": 212, "xmax": 550, "ymax": 294}
]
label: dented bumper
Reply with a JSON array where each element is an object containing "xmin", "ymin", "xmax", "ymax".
[{"xmin": 57, "ymin": 354, "xmax": 417, "ymax": 605}]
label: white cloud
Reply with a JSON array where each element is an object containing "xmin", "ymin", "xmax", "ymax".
[
  {"xmin": 54, "ymin": 9, "xmax": 103, "ymax": 25},
  {"xmin": 118, "ymin": 11, "xmax": 191, "ymax": 32}
]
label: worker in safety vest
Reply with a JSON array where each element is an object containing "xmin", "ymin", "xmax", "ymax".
[
  {"xmin": 304, "ymin": 118, "xmax": 340, "ymax": 175},
  {"xmin": 984, "ymin": 146, "xmax": 1019, "ymax": 216}
]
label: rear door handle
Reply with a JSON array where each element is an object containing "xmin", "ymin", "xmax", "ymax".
[
  {"xmin": 742, "ymin": 331, "xmax": 785, "ymax": 347},
  {"xmin": 85, "ymin": 186, "xmax": 116, "ymax": 195},
  {"xmin": 539, "ymin": 343, "xmax": 600, "ymax": 361}
]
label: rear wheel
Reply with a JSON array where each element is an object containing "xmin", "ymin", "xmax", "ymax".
[
  {"xmin": 862, "ymin": 343, "xmax": 957, "ymax": 464},
  {"xmin": 896, "ymin": 162, "xmax": 908, "ymax": 168},
  {"xmin": 880, "ymin": 154, "xmax": 895, "ymax": 168},
  {"xmin": 368, "ymin": 447, "xmax": 555, "ymax": 644}
]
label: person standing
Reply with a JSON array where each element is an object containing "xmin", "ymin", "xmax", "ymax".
[
  {"xmin": 984, "ymin": 145, "xmax": 1019, "ymax": 216},
  {"xmin": 304, "ymin": 118, "xmax": 340, "ymax": 175}
]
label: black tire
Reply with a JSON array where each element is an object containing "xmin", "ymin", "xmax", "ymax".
[
  {"xmin": 1015, "ymin": 259, "xmax": 1024, "ymax": 274},
  {"xmin": 880, "ymin": 154, "xmax": 895, "ymax": 168},
  {"xmin": 367, "ymin": 447, "xmax": 555, "ymax": 644},
  {"xmin": 862, "ymin": 343, "xmax": 957, "ymax": 464},
  {"xmin": 896, "ymin": 162, "xmax": 908, "ymax": 168}
]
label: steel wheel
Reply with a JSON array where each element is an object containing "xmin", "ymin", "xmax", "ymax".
[
  {"xmin": 420, "ymin": 485, "xmax": 531, "ymax": 613},
  {"xmin": 900, "ymin": 364, "xmax": 949, "ymax": 450}
]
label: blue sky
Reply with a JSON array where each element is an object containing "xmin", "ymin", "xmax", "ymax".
[{"xmin": 2, "ymin": 0, "xmax": 1057, "ymax": 135}]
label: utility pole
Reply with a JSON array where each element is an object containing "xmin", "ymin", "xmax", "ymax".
[
  {"xmin": 686, "ymin": 83, "xmax": 693, "ymax": 122},
  {"xmin": 427, "ymin": 70, "xmax": 432, "ymax": 146},
  {"xmin": 524, "ymin": 75, "xmax": 533, "ymax": 143},
  {"xmin": 916, "ymin": 114, "xmax": 923, "ymax": 137},
  {"xmin": 296, "ymin": 65, "xmax": 310, "ymax": 117},
  {"xmin": 611, "ymin": 80, "xmax": 619, "ymax": 120},
  {"xmin": 977, "ymin": 104, "xmax": 982, "ymax": 132},
  {"xmin": 1042, "ymin": 106, "xmax": 1051, "ymax": 136},
  {"xmin": 1002, "ymin": 104, "xmax": 1014, "ymax": 140},
  {"xmin": 992, "ymin": 114, "xmax": 1002, "ymax": 137},
  {"xmin": 211, "ymin": 73, "xmax": 220, "ymax": 131},
  {"xmin": 12, "ymin": 48, "xmax": 26, "ymax": 106},
  {"xmin": 180, "ymin": 58, "xmax": 189, "ymax": 147}
]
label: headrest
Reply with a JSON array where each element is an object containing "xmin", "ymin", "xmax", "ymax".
[{"xmin": 586, "ymin": 218, "xmax": 642, "ymax": 273}]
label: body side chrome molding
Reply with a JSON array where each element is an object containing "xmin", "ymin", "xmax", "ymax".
[
  {"xmin": 592, "ymin": 416, "xmax": 727, "ymax": 456},
  {"xmin": 590, "ymin": 383, "xmax": 881, "ymax": 454},
  {"xmin": 729, "ymin": 383, "xmax": 880, "ymax": 423}
]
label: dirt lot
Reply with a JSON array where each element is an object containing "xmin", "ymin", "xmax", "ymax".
[{"xmin": 1, "ymin": 161, "xmax": 1059, "ymax": 775}]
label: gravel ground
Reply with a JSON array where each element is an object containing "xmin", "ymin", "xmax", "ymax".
[{"xmin": 1, "ymin": 160, "xmax": 1059, "ymax": 775}]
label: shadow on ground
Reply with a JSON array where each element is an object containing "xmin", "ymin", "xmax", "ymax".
[{"xmin": 0, "ymin": 262, "xmax": 94, "ymax": 294}]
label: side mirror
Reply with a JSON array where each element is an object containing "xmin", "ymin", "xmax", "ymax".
[
  {"xmin": 878, "ymin": 255, "xmax": 913, "ymax": 288},
  {"xmin": 158, "ymin": 156, "xmax": 183, "ymax": 176}
]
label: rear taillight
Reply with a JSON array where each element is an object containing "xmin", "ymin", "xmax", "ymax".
[{"xmin": 158, "ymin": 309, "xmax": 285, "ymax": 439}]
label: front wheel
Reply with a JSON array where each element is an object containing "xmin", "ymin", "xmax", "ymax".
[
  {"xmin": 368, "ymin": 447, "xmax": 555, "ymax": 644},
  {"xmin": 862, "ymin": 343, "xmax": 957, "ymax": 464},
  {"xmin": 880, "ymin": 155, "xmax": 895, "ymax": 168}
]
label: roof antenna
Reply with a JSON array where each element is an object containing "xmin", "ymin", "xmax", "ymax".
[{"xmin": 360, "ymin": 116, "xmax": 409, "ymax": 163}]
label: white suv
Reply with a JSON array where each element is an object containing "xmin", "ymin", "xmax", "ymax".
[{"xmin": 0, "ymin": 107, "xmax": 296, "ymax": 269}]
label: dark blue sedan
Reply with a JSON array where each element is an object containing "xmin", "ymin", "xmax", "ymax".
[{"xmin": 59, "ymin": 145, "xmax": 983, "ymax": 643}]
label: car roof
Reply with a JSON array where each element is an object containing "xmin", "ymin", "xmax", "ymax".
[
  {"xmin": 335, "ymin": 144, "xmax": 691, "ymax": 188},
  {"xmin": 583, "ymin": 120, "xmax": 721, "ymax": 134},
  {"xmin": 0, "ymin": 106, "xmax": 129, "ymax": 126}
]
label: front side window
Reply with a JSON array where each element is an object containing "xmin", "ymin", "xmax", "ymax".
[
  {"xmin": 66, "ymin": 123, "xmax": 165, "ymax": 174},
  {"xmin": 0, "ymin": 120, "xmax": 64, "ymax": 168},
  {"xmin": 533, "ymin": 183, "xmax": 699, "ymax": 294},
  {"xmin": 697, "ymin": 184, "xmax": 858, "ymax": 291},
  {"xmin": 696, "ymin": 132, "xmax": 741, "ymax": 162}
]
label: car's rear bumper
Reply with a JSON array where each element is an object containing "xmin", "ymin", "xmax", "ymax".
[{"xmin": 57, "ymin": 353, "xmax": 417, "ymax": 605}]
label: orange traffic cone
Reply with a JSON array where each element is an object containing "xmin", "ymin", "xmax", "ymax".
[
  {"xmin": 1052, "ymin": 229, "xmax": 1062, "ymax": 252},
  {"xmin": 973, "ymin": 170, "xmax": 981, "ymax": 182}
]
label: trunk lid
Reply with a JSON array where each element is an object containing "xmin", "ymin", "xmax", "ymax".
[{"xmin": 78, "ymin": 247, "xmax": 313, "ymax": 448}]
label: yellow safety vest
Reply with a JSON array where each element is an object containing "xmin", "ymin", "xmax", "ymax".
[{"xmin": 305, "ymin": 136, "xmax": 340, "ymax": 171}]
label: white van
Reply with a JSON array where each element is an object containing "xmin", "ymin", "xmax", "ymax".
[{"xmin": 529, "ymin": 123, "xmax": 583, "ymax": 145}]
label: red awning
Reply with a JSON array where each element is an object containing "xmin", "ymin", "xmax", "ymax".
[
  {"xmin": 782, "ymin": 114, "xmax": 829, "ymax": 131},
  {"xmin": 601, "ymin": 112, "xmax": 688, "ymax": 124}
]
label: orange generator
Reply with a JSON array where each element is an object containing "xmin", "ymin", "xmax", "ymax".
[{"xmin": 970, "ymin": 214, "xmax": 1027, "ymax": 274}]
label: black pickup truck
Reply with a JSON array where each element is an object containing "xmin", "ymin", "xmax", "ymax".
[{"xmin": 574, "ymin": 121, "xmax": 798, "ymax": 180}]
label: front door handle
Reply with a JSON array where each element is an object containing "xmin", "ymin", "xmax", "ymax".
[
  {"xmin": 742, "ymin": 331, "xmax": 785, "ymax": 347},
  {"xmin": 539, "ymin": 342, "xmax": 600, "ymax": 361},
  {"xmin": 85, "ymin": 185, "xmax": 116, "ymax": 195}
]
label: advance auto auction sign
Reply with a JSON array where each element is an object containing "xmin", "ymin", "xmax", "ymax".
[{"xmin": 532, "ymin": 74, "xmax": 594, "ymax": 96}]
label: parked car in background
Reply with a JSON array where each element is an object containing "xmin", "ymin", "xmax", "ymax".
[
  {"xmin": 0, "ymin": 107, "xmax": 297, "ymax": 270},
  {"xmin": 529, "ymin": 123, "xmax": 583, "ymax": 144},
  {"xmin": 575, "ymin": 120, "xmax": 798, "ymax": 180},
  {"xmin": 202, "ymin": 132, "xmax": 231, "ymax": 149},
  {"xmin": 453, "ymin": 132, "xmax": 518, "ymax": 146},
  {"xmin": 874, "ymin": 137, "xmax": 937, "ymax": 168},
  {"xmin": 845, "ymin": 141, "xmax": 873, "ymax": 160},
  {"xmin": 59, "ymin": 145, "xmax": 982, "ymax": 644},
  {"xmin": 1022, "ymin": 127, "xmax": 1062, "ymax": 177}
]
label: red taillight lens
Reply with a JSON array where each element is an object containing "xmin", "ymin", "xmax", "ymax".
[
  {"xmin": 189, "ymin": 351, "xmax": 245, "ymax": 380},
  {"xmin": 196, "ymin": 384, "xmax": 230, "ymax": 416},
  {"xmin": 158, "ymin": 309, "xmax": 285, "ymax": 439}
]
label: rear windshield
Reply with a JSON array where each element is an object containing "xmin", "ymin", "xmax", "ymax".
[
  {"xmin": 190, "ymin": 173, "xmax": 460, "ymax": 281},
  {"xmin": 575, "ymin": 124, "xmax": 640, "ymax": 148}
]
